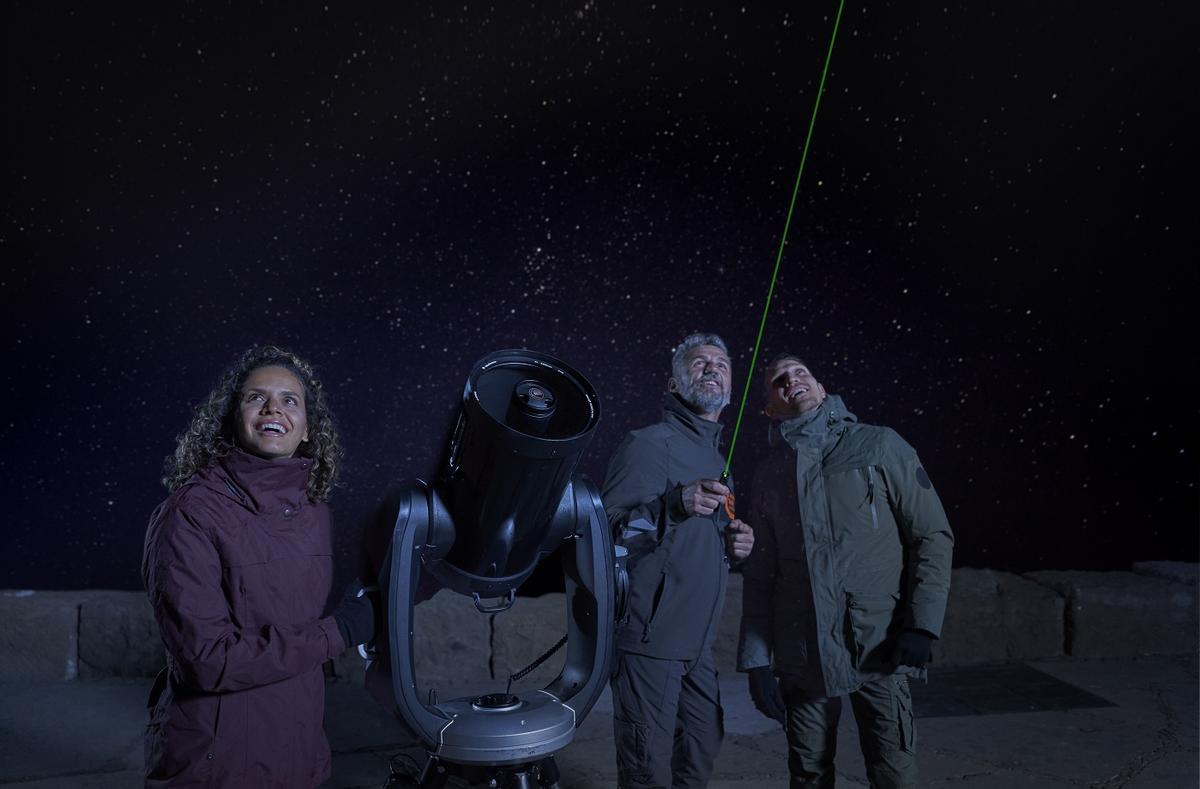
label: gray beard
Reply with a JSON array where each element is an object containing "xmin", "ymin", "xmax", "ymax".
[{"xmin": 679, "ymin": 377, "xmax": 730, "ymax": 414}]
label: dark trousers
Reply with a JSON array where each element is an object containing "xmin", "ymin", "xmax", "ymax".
[
  {"xmin": 610, "ymin": 650, "xmax": 724, "ymax": 789},
  {"xmin": 781, "ymin": 674, "xmax": 917, "ymax": 789}
]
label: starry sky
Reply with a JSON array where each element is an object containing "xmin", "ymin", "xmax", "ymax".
[{"xmin": 3, "ymin": 2, "xmax": 1193, "ymax": 592}]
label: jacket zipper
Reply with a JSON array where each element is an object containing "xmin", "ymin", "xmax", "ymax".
[{"xmin": 863, "ymin": 468, "xmax": 879, "ymax": 530}]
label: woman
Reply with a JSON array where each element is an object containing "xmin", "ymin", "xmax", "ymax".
[{"xmin": 142, "ymin": 345, "xmax": 373, "ymax": 788}]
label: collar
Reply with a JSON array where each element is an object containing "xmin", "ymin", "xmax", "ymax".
[
  {"xmin": 661, "ymin": 392, "xmax": 724, "ymax": 449},
  {"xmin": 778, "ymin": 394, "xmax": 856, "ymax": 448},
  {"xmin": 215, "ymin": 448, "xmax": 312, "ymax": 513}
]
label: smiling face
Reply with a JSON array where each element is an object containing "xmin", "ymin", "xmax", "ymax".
[
  {"xmin": 670, "ymin": 343, "xmax": 732, "ymax": 420},
  {"xmin": 233, "ymin": 365, "xmax": 310, "ymax": 460},
  {"xmin": 764, "ymin": 357, "xmax": 826, "ymax": 420}
]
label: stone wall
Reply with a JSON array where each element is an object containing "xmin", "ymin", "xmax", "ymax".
[{"xmin": 2, "ymin": 562, "xmax": 1196, "ymax": 684}]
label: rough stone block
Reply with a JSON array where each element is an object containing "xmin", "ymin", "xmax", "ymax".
[
  {"xmin": 936, "ymin": 569, "xmax": 1003, "ymax": 663},
  {"xmin": 333, "ymin": 588, "xmax": 493, "ymax": 692},
  {"xmin": 413, "ymin": 589, "xmax": 492, "ymax": 685},
  {"xmin": 1132, "ymin": 561, "xmax": 1198, "ymax": 586},
  {"xmin": 78, "ymin": 591, "xmax": 163, "ymax": 678},
  {"xmin": 996, "ymin": 569, "xmax": 1065, "ymax": 659},
  {"xmin": 491, "ymin": 593, "xmax": 569, "ymax": 689},
  {"xmin": 0, "ymin": 590, "xmax": 85, "ymax": 681},
  {"xmin": 936, "ymin": 568, "xmax": 1064, "ymax": 664},
  {"xmin": 1027, "ymin": 570, "xmax": 1198, "ymax": 658}
]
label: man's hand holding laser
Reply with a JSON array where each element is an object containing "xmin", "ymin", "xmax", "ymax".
[{"xmin": 682, "ymin": 478, "xmax": 730, "ymax": 517}]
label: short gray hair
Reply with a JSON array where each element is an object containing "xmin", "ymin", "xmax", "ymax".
[{"xmin": 671, "ymin": 332, "xmax": 729, "ymax": 377}]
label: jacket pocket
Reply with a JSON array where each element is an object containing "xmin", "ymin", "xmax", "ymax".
[
  {"xmin": 217, "ymin": 534, "xmax": 274, "ymax": 626},
  {"xmin": 292, "ymin": 549, "xmax": 334, "ymax": 621},
  {"xmin": 621, "ymin": 543, "xmax": 671, "ymax": 642},
  {"xmin": 641, "ymin": 571, "xmax": 670, "ymax": 642},
  {"xmin": 845, "ymin": 591, "xmax": 900, "ymax": 670},
  {"xmin": 895, "ymin": 677, "xmax": 916, "ymax": 754},
  {"xmin": 614, "ymin": 716, "xmax": 652, "ymax": 779}
]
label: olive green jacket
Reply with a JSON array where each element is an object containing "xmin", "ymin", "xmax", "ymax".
[{"xmin": 736, "ymin": 395, "xmax": 954, "ymax": 698}]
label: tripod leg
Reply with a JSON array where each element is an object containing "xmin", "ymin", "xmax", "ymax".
[
  {"xmin": 536, "ymin": 755, "xmax": 561, "ymax": 789},
  {"xmin": 415, "ymin": 754, "xmax": 448, "ymax": 789}
]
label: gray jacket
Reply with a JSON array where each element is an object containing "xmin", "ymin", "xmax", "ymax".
[
  {"xmin": 602, "ymin": 393, "xmax": 732, "ymax": 661},
  {"xmin": 737, "ymin": 395, "xmax": 954, "ymax": 698}
]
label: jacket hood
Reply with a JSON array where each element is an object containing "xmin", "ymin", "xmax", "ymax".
[
  {"xmin": 197, "ymin": 448, "xmax": 313, "ymax": 513},
  {"xmin": 776, "ymin": 393, "xmax": 857, "ymax": 448},
  {"xmin": 661, "ymin": 392, "xmax": 724, "ymax": 450}
]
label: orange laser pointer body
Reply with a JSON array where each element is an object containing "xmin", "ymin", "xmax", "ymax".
[
  {"xmin": 713, "ymin": 471, "xmax": 736, "ymax": 526},
  {"xmin": 712, "ymin": 471, "xmax": 739, "ymax": 567},
  {"xmin": 721, "ymin": 469, "xmax": 735, "ymax": 521}
]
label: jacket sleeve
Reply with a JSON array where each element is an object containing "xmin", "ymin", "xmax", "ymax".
[
  {"xmin": 143, "ymin": 500, "xmax": 345, "ymax": 693},
  {"xmin": 601, "ymin": 431, "xmax": 688, "ymax": 545},
  {"xmin": 878, "ymin": 430, "xmax": 955, "ymax": 638},
  {"xmin": 737, "ymin": 464, "xmax": 775, "ymax": 671}
]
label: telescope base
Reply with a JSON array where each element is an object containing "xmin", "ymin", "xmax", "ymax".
[{"xmin": 431, "ymin": 692, "xmax": 575, "ymax": 764}]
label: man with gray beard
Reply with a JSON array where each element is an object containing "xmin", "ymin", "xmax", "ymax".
[{"xmin": 602, "ymin": 332, "xmax": 755, "ymax": 789}]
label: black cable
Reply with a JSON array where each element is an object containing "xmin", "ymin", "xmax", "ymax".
[{"xmin": 506, "ymin": 634, "xmax": 569, "ymax": 695}]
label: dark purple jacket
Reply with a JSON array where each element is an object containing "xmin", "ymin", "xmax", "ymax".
[{"xmin": 142, "ymin": 449, "xmax": 346, "ymax": 788}]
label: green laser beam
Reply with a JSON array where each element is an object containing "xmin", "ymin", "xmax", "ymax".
[{"xmin": 722, "ymin": 0, "xmax": 846, "ymax": 481}]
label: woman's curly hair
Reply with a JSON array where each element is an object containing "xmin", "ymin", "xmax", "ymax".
[{"xmin": 162, "ymin": 345, "xmax": 344, "ymax": 501}]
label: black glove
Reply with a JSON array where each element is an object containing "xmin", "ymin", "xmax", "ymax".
[
  {"xmin": 332, "ymin": 579, "xmax": 375, "ymax": 650},
  {"xmin": 747, "ymin": 666, "xmax": 787, "ymax": 725},
  {"xmin": 890, "ymin": 629, "xmax": 935, "ymax": 669}
]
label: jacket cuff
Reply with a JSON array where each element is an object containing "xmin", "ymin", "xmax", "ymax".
[
  {"xmin": 907, "ymin": 609, "xmax": 945, "ymax": 638},
  {"xmin": 736, "ymin": 661, "xmax": 771, "ymax": 673},
  {"xmin": 318, "ymin": 615, "xmax": 347, "ymax": 658},
  {"xmin": 665, "ymin": 485, "xmax": 688, "ymax": 523},
  {"xmin": 737, "ymin": 635, "xmax": 772, "ymax": 673}
]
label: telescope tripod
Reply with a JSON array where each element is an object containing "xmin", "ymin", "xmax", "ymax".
[{"xmin": 385, "ymin": 752, "xmax": 562, "ymax": 789}]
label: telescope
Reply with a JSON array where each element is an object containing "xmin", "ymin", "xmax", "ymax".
[{"xmin": 365, "ymin": 349, "xmax": 625, "ymax": 788}]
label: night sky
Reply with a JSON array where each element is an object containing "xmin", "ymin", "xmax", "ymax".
[{"xmin": 3, "ymin": 2, "xmax": 1194, "ymax": 593}]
